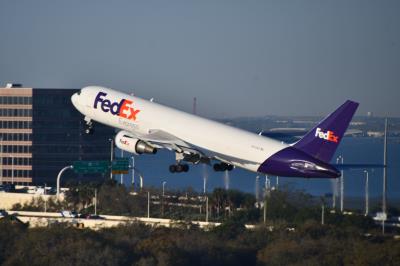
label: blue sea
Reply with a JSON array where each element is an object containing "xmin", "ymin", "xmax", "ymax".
[{"xmin": 116, "ymin": 137, "xmax": 400, "ymax": 202}]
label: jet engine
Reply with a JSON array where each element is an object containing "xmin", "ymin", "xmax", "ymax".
[{"xmin": 115, "ymin": 131, "xmax": 157, "ymax": 155}]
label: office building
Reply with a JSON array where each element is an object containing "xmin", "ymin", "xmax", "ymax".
[{"xmin": 0, "ymin": 84, "xmax": 114, "ymax": 185}]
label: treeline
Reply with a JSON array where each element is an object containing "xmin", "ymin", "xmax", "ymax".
[
  {"xmin": 13, "ymin": 180, "xmax": 385, "ymax": 229},
  {"xmin": 7, "ymin": 181, "xmax": 400, "ymax": 265},
  {"xmin": 1, "ymin": 218, "xmax": 400, "ymax": 266}
]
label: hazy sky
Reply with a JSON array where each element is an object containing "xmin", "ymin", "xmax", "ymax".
[{"xmin": 0, "ymin": 0, "xmax": 399, "ymax": 118}]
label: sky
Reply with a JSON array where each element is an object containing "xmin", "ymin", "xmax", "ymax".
[{"xmin": 0, "ymin": 0, "xmax": 399, "ymax": 118}]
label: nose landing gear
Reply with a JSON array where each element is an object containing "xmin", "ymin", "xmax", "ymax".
[{"xmin": 84, "ymin": 117, "xmax": 94, "ymax": 134}]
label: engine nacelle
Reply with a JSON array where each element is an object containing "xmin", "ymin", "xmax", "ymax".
[{"xmin": 115, "ymin": 131, "xmax": 157, "ymax": 155}]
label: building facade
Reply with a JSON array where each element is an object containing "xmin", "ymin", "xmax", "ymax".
[{"xmin": 0, "ymin": 85, "xmax": 114, "ymax": 185}]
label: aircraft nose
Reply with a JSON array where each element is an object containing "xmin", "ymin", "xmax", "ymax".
[
  {"xmin": 71, "ymin": 92, "xmax": 85, "ymax": 115},
  {"xmin": 71, "ymin": 92, "xmax": 79, "ymax": 107}
]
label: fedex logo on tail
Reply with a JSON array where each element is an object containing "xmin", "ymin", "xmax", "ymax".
[
  {"xmin": 315, "ymin": 128, "xmax": 339, "ymax": 143},
  {"xmin": 94, "ymin": 92, "xmax": 140, "ymax": 121}
]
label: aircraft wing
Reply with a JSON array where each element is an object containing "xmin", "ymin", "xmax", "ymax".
[
  {"xmin": 127, "ymin": 129, "xmax": 251, "ymax": 166},
  {"xmin": 140, "ymin": 129, "xmax": 188, "ymax": 146},
  {"xmin": 126, "ymin": 129, "xmax": 207, "ymax": 159}
]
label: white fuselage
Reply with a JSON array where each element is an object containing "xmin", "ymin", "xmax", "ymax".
[{"xmin": 72, "ymin": 86, "xmax": 288, "ymax": 173}]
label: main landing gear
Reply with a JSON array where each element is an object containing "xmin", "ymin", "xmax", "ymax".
[
  {"xmin": 84, "ymin": 117, "xmax": 94, "ymax": 134},
  {"xmin": 169, "ymin": 164, "xmax": 189, "ymax": 173},
  {"xmin": 213, "ymin": 162, "xmax": 233, "ymax": 172},
  {"xmin": 169, "ymin": 152, "xmax": 191, "ymax": 173}
]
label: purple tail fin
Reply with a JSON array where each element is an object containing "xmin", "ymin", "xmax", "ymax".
[{"xmin": 293, "ymin": 100, "xmax": 359, "ymax": 163}]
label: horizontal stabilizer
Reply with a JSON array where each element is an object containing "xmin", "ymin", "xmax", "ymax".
[{"xmin": 259, "ymin": 131, "xmax": 304, "ymax": 144}]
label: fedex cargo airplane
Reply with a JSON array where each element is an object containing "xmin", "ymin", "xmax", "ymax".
[{"xmin": 71, "ymin": 86, "xmax": 358, "ymax": 179}]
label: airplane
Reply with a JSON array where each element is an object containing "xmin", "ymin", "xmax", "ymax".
[{"xmin": 71, "ymin": 86, "xmax": 359, "ymax": 179}]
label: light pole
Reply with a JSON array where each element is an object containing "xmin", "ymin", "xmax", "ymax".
[
  {"xmin": 44, "ymin": 182, "xmax": 47, "ymax": 212},
  {"xmin": 264, "ymin": 175, "xmax": 271, "ymax": 224},
  {"xmin": 162, "ymin": 181, "xmax": 166, "ymax": 197},
  {"xmin": 263, "ymin": 194, "xmax": 267, "ymax": 224},
  {"xmin": 202, "ymin": 164, "xmax": 207, "ymax": 194},
  {"xmin": 331, "ymin": 178, "xmax": 336, "ymax": 210},
  {"xmin": 224, "ymin": 170, "xmax": 229, "ymax": 190},
  {"xmin": 109, "ymin": 139, "xmax": 114, "ymax": 180},
  {"xmin": 131, "ymin": 156, "xmax": 135, "ymax": 189},
  {"xmin": 94, "ymin": 188, "xmax": 97, "ymax": 215},
  {"xmin": 162, "ymin": 181, "xmax": 167, "ymax": 217},
  {"xmin": 333, "ymin": 157, "xmax": 340, "ymax": 209},
  {"xmin": 265, "ymin": 175, "xmax": 270, "ymax": 190},
  {"xmin": 147, "ymin": 191, "xmax": 150, "ymax": 218},
  {"xmin": 203, "ymin": 175, "xmax": 207, "ymax": 194},
  {"xmin": 382, "ymin": 118, "xmax": 388, "ymax": 234},
  {"xmin": 206, "ymin": 196, "xmax": 209, "ymax": 223},
  {"xmin": 120, "ymin": 149, "xmax": 124, "ymax": 185},
  {"xmin": 57, "ymin": 165, "xmax": 73, "ymax": 199},
  {"xmin": 341, "ymin": 157, "xmax": 344, "ymax": 212},
  {"xmin": 336, "ymin": 155, "xmax": 344, "ymax": 212},
  {"xmin": 255, "ymin": 176, "xmax": 260, "ymax": 202},
  {"xmin": 131, "ymin": 166, "xmax": 144, "ymax": 191},
  {"xmin": 364, "ymin": 170, "xmax": 369, "ymax": 216}
]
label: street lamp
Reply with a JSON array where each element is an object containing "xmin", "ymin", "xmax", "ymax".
[
  {"xmin": 202, "ymin": 164, "xmax": 207, "ymax": 194},
  {"xmin": 265, "ymin": 175, "xmax": 270, "ymax": 191},
  {"xmin": 161, "ymin": 181, "xmax": 167, "ymax": 217},
  {"xmin": 94, "ymin": 188, "xmax": 97, "ymax": 215},
  {"xmin": 44, "ymin": 182, "xmax": 47, "ymax": 212},
  {"xmin": 364, "ymin": 170, "xmax": 369, "ymax": 216},
  {"xmin": 108, "ymin": 138, "xmax": 114, "ymax": 180},
  {"xmin": 276, "ymin": 176, "xmax": 279, "ymax": 190},
  {"xmin": 131, "ymin": 166, "xmax": 144, "ymax": 191},
  {"xmin": 147, "ymin": 191, "xmax": 150, "ymax": 218},
  {"xmin": 120, "ymin": 149, "xmax": 124, "ymax": 185},
  {"xmin": 336, "ymin": 155, "xmax": 344, "ymax": 212},
  {"xmin": 162, "ymin": 181, "xmax": 167, "ymax": 197},
  {"xmin": 255, "ymin": 176, "xmax": 260, "ymax": 202},
  {"xmin": 131, "ymin": 156, "xmax": 135, "ymax": 189}
]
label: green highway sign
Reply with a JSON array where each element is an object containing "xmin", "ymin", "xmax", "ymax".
[
  {"xmin": 73, "ymin": 161, "xmax": 109, "ymax": 174},
  {"xmin": 72, "ymin": 159, "xmax": 130, "ymax": 174},
  {"xmin": 111, "ymin": 158, "xmax": 130, "ymax": 174}
]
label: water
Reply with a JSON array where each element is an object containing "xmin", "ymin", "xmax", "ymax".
[{"xmin": 117, "ymin": 137, "xmax": 400, "ymax": 201}]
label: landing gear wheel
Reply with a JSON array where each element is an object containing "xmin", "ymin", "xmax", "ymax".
[
  {"xmin": 85, "ymin": 128, "xmax": 94, "ymax": 135},
  {"xmin": 84, "ymin": 117, "xmax": 94, "ymax": 135},
  {"xmin": 213, "ymin": 163, "xmax": 233, "ymax": 172},
  {"xmin": 169, "ymin": 164, "xmax": 189, "ymax": 173},
  {"xmin": 213, "ymin": 163, "xmax": 222, "ymax": 172},
  {"xmin": 175, "ymin": 164, "xmax": 184, "ymax": 173},
  {"xmin": 169, "ymin": 165, "xmax": 176, "ymax": 173}
]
